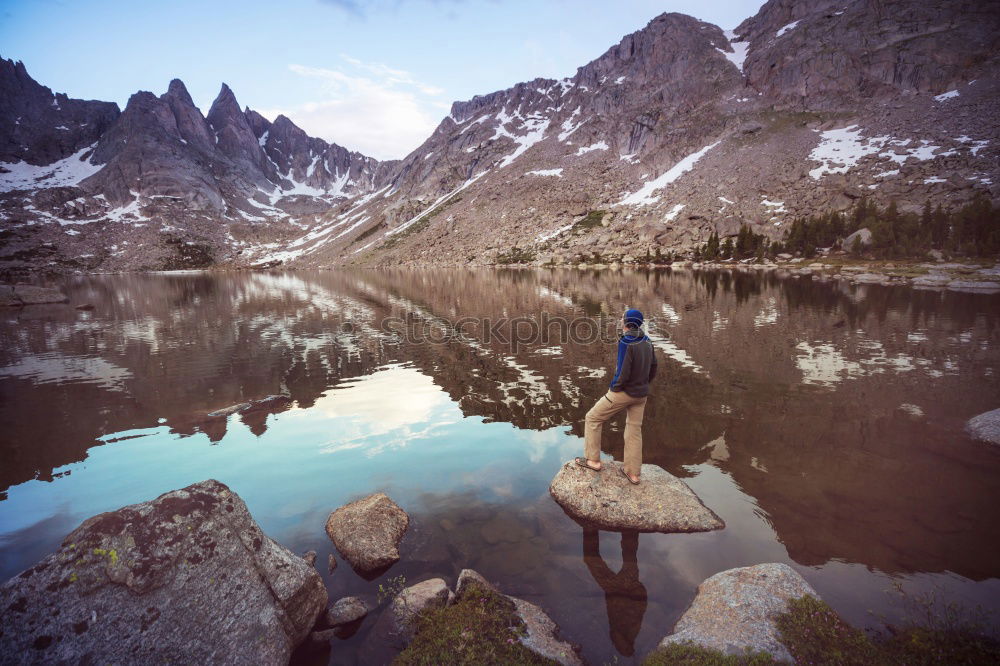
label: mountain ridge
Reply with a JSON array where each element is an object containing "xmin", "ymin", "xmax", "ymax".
[{"xmin": 1, "ymin": 0, "xmax": 998, "ymax": 275}]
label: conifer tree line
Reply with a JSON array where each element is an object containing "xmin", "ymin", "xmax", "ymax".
[{"xmin": 689, "ymin": 195, "xmax": 999, "ymax": 261}]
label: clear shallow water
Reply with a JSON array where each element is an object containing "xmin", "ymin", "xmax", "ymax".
[{"xmin": 1, "ymin": 268, "xmax": 998, "ymax": 664}]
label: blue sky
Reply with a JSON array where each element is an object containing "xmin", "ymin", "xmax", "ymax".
[{"xmin": 1, "ymin": 0, "xmax": 765, "ymax": 159}]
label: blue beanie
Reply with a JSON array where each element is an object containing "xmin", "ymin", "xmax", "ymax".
[{"xmin": 624, "ymin": 308, "xmax": 644, "ymax": 329}]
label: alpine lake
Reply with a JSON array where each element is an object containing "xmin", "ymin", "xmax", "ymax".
[{"xmin": 1, "ymin": 267, "xmax": 998, "ymax": 664}]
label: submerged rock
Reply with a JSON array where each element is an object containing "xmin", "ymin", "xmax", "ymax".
[
  {"xmin": 0, "ymin": 283, "xmax": 69, "ymax": 306},
  {"xmin": 966, "ymin": 408, "xmax": 1000, "ymax": 445},
  {"xmin": 0, "ymin": 479, "xmax": 328, "ymax": 665},
  {"xmin": 658, "ymin": 563, "xmax": 816, "ymax": 662},
  {"xmin": 325, "ymin": 492, "xmax": 409, "ymax": 575},
  {"xmin": 549, "ymin": 460, "xmax": 724, "ymax": 533}
]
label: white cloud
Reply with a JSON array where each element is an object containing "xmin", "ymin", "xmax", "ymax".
[{"xmin": 261, "ymin": 56, "xmax": 447, "ymax": 160}]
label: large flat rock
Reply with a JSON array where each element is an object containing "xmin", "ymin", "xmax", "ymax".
[
  {"xmin": 549, "ymin": 460, "xmax": 724, "ymax": 533},
  {"xmin": 0, "ymin": 479, "xmax": 327, "ymax": 665},
  {"xmin": 659, "ymin": 563, "xmax": 816, "ymax": 662},
  {"xmin": 325, "ymin": 492, "xmax": 409, "ymax": 576}
]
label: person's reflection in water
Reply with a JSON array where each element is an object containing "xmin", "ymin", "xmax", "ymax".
[{"xmin": 582, "ymin": 527, "xmax": 647, "ymax": 656}]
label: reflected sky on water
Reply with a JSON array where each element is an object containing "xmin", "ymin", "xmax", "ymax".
[{"xmin": 1, "ymin": 267, "xmax": 998, "ymax": 664}]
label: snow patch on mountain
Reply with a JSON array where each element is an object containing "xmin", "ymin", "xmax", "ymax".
[
  {"xmin": 776, "ymin": 20, "xmax": 801, "ymax": 38},
  {"xmin": 497, "ymin": 116, "xmax": 551, "ymax": 168},
  {"xmin": 575, "ymin": 141, "xmax": 608, "ymax": 155},
  {"xmin": 721, "ymin": 30, "xmax": 750, "ymax": 71},
  {"xmin": 808, "ymin": 126, "xmax": 889, "ymax": 178},
  {"xmin": 558, "ymin": 107, "xmax": 585, "ymax": 142},
  {"xmin": 619, "ymin": 141, "xmax": 720, "ymax": 206},
  {"xmin": 0, "ymin": 143, "xmax": 101, "ymax": 192}
]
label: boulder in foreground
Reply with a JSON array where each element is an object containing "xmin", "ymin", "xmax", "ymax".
[
  {"xmin": 325, "ymin": 492, "xmax": 409, "ymax": 576},
  {"xmin": 658, "ymin": 563, "xmax": 816, "ymax": 662},
  {"xmin": 394, "ymin": 569, "xmax": 583, "ymax": 666},
  {"xmin": 549, "ymin": 460, "xmax": 724, "ymax": 532},
  {"xmin": 0, "ymin": 479, "xmax": 328, "ymax": 665},
  {"xmin": 966, "ymin": 408, "xmax": 1000, "ymax": 445}
]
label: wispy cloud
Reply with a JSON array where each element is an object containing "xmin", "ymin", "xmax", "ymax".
[{"xmin": 260, "ymin": 55, "xmax": 447, "ymax": 160}]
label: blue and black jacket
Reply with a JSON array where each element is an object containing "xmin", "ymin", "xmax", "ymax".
[{"xmin": 609, "ymin": 331, "xmax": 658, "ymax": 397}]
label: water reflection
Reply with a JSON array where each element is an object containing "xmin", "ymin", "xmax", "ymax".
[
  {"xmin": 583, "ymin": 528, "xmax": 647, "ymax": 656},
  {"xmin": 1, "ymin": 267, "xmax": 999, "ymax": 663}
]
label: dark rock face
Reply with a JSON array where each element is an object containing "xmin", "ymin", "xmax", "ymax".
[
  {"xmin": 0, "ymin": 479, "xmax": 328, "ymax": 665},
  {"xmin": 737, "ymin": 0, "xmax": 1000, "ymax": 109},
  {"xmin": 0, "ymin": 58, "xmax": 119, "ymax": 165},
  {"xmin": 207, "ymin": 84, "xmax": 278, "ymax": 186},
  {"xmin": 324, "ymin": 492, "xmax": 409, "ymax": 575}
]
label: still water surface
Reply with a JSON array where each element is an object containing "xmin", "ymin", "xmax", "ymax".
[{"xmin": 1, "ymin": 268, "xmax": 998, "ymax": 663}]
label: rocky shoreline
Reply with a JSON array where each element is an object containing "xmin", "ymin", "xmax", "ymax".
[
  {"xmin": 3, "ymin": 443, "xmax": 999, "ymax": 663},
  {"xmin": 0, "ymin": 467, "xmax": 804, "ymax": 665}
]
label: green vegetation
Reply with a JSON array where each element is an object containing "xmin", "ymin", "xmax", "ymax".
[
  {"xmin": 574, "ymin": 209, "xmax": 607, "ymax": 232},
  {"xmin": 642, "ymin": 593, "xmax": 1000, "ymax": 666},
  {"xmin": 378, "ymin": 575, "xmax": 407, "ymax": 606},
  {"xmin": 350, "ymin": 220, "xmax": 386, "ymax": 245},
  {"xmin": 693, "ymin": 225, "xmax": 770, "ymax": 261},
  {"xmin": 776, "ymin": 594, "xmax": 1000, "ymax": 665},
  {"xmin": 780, "ymin": 196, "xmax": 1000, "ymax": 259},
  {"xmin": 495, "ymin": 246, "xmax": 537, "ymax": 264},
  {"xmin": 689, "ymin": 196, "xmax": 1000, "ymax": 262},
  {"xmin": 393, "ymin": 581, "xmax": 559, "ymax": 666}
]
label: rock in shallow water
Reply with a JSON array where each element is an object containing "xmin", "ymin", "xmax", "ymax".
[
  {"xmin": 549, "ymin": 460, "xmax": 724, "ymax": 533},
  {"xmin": 371, "ymin": 578, "xmax": 451, "ymax": 646},
  {"xmin": 966, "ymin": 408, "xmax": 1000, "ymax": 445},
  {"xmin": 327, "ymin": 595, "xmax": 372, "ymax": 627},
  {"xmin": 659, "ymin": 563, "xmax": 816, "ymax": 662},
  {"xmin": 0, "ymin": 283, "xmax": 69, "ymax": 306},
  {"xmin": 0, "ymin": 479, "xmax": 327, "ymax": 665},
  {"xmin": 325, "ymin": 492, "xmax": 409, "ymax": 575}
]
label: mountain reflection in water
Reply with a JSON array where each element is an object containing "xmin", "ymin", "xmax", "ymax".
[{"xmin": 1, "ymin": 267, "xmax": 998, "ymax": 664}]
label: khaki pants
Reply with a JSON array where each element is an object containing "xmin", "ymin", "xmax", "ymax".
[{"xmin": 584, "ymin": 390, "xmax": 647, "ymax": 477}]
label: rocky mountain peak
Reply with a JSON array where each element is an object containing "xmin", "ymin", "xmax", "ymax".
[
  {"xmin": 0, "ymin": 56, "xmax": 119, "ymax": 164},
  {"xmin": 206, "ymin": 82, "xmax": 275, "ymax": 184},
  {"xmin": 164, "ymin": 78, "xmax": 195, "ymax": 106}
]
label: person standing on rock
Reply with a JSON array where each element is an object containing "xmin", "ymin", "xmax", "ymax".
[{"xmin": 576, "ymin": 308, "xmax": 657, "ymax": 484}]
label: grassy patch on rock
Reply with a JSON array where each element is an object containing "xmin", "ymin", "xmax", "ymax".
[
  {"xmin": 573, "ymin": 209, "xmax": 607, "ymax": 232},
  {"xmin": 495, "ymin": 246, "xmax": 536, "ymax": 264},
  {"xmin": 643, "ymin": 594, "xmax": 1000, "ymax": 665},
  {"xmin": 778, "ymin": 594, "xmax": 1000, "ymax": 665},
  {"xmin": 393, "ymin": 581, "xmax": 558, "ymax": 665}
]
